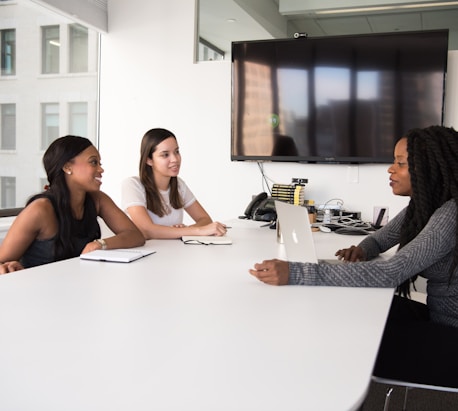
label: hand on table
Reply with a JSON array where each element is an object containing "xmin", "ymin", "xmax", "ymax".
[
  {"xmin": 249, "ymin": 259, "xmax": 290, "ymax": 285},
  {"xmin": 335, "ymin": 245, "xmax": 365, "ymax": 262},
  {"xmin": 0, "ymin": 261, "xmax": 24, "ymax": 274},
  {"xmin": 197, "ymin": 222, "xmax": 228, "ymax": 237}
]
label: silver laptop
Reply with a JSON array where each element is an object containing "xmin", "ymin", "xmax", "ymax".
[{"xmin": 275, "ymin": 200, "xmax": 341, "ymax": 264}]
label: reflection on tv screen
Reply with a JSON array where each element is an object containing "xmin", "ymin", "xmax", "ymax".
[{"xmin": 231, "ymin": 30, "xmax": 448, "ymax": 163}]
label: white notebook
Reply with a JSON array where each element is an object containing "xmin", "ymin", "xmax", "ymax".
[
  {"xmin": 80, "ymin": 248, "xmax": 156, "ymax": 263},
  {"xmin": 181, "ymin": 236, "xmax": 232, "ymax": 245}
]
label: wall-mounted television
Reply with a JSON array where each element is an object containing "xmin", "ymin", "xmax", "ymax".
[{"xmin": 231, "ymin": 30, "xmax": 449, "ymax": 164}]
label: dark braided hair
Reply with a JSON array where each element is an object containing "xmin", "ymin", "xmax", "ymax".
[{"xmin": 397, "ymin": 125, "xmax": 458, "ymax": 296}]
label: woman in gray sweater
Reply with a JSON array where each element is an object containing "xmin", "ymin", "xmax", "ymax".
[{"xmin": 249, "ymin": 125, "xmax": 458, "ymax": 388}]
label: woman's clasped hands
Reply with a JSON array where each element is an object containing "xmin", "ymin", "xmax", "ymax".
[{"xmin": 0, "ymin": 261, "xmax": 24, "ymax": 274}]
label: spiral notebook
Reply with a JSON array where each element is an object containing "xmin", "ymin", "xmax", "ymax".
[{"xmin": 80, "ymin": 248, "xmax": 156, "ymax": 263}]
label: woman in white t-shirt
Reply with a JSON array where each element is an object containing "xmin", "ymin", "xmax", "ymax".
[{"xmin": 122, "ymin": 128, "xmax": 227, "ymax": 239}]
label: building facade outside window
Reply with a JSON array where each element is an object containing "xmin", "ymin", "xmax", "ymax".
[
  {"xmin": 69, "ymin": 24, "xmax": 88, "ymax": 73},
  {"xmin": 1, "ymin": 28, "xmax": 15, "ymax": 75},
  {"xmin": 0, "ymin": 1, "xmax": 99, "ymax": 213},
  {"xmin": 41, "ymin": 103, "xmax": 59, "ymax": 149},
  {"xmin": 0, "ymin": 176, "xmax": 15, "ymax": 209},
  {"xmin": 69, "ymin": 102, "xmax": 88, "ymax": 137},
  {"xmin": 42, "ymin": 25, "xmax": 60, "ymax": 74},
  {"xmin": 1, "ymin": 104, "xmax": 15, "ymax": 150}
]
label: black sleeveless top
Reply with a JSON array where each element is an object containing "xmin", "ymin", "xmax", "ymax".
[{"xmin": 20, "ymin": 195, "xmax": 101, "ymax": 269}]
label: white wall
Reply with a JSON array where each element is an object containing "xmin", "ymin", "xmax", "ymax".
[{"xmin": 98, "ymin": 0, "xmax": 457, "ymax": 225}]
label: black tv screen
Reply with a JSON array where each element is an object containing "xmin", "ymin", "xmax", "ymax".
[{"xmin": 231, "ymin": 30, "xmax": 448, "ymax": 163}]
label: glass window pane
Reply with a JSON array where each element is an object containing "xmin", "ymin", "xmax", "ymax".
[
  {"xmin": 42, "ymin": 25, "xmax": 60, "ymax": 74},
  {"xmin": 69, "ymin": 24, "xmax": 88, "ymax": 73},
  {"xmin": 1, "ymin": 29, "xmax": 15, "ymax": 75},
  {"xmin": 0, "ymin": 176, "xmax": 16, "ymax": 208},
  {"xmin": 0, "ymin": 3, "xmax": 99, "ymax": 213},
  {"xmin": 39, "ymin": 177, "xmax": 48, "ymax": 192},
  {"xmin": 69, "ymin": 102, "xmax": 88, "ymax": 137},
  {"xmin": 1, "ymin": 103, "xmax": 16, "ymax": 150},
  {"xmin": 41, "ymin": 103, "xmax": 59, "ymax": 149}
]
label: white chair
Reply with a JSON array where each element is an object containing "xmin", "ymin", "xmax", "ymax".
[{"xmin": 372, "ymin": 375, "xmax": 458, "ymax": 410}]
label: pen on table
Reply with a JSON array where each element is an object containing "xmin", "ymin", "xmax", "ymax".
[{"xmin": 225, "ymin": 226, "xmax": 232, "ymax": 229}]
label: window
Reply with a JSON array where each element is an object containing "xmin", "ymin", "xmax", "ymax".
[
  {"xmin": 41, "ymin": 103, "xmax": 59, "ymax": 149},
  {"xmin": 39, "ymin": 177, "xmax": 48, "ymax": 192},
  {"xmin": 69, "ymin": 102, "xmax": 88, "ymax": 137},
  {"xmin": 0, "ymin": 2, "xmax": 99, "ymax": 215},
  {"xmin": 0, "ymin": 176, "xmax": 15, "ymax": 208},
  {"xmin": 1, "ymin": 29, "xmax": 15, "ymax": 75},
  {"xmin": 42, "ymin": 25, "xmax": 60, "ymax": 74},
  {"xmin": 1, "ymin": 104, "xmax": 15, "ymax": 150},
  {"xmin": 69, "ymin": 24, "xmax": 88, "ymax": 73}
]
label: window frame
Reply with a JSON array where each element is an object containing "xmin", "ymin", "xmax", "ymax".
[
  {"xmin": 0, "ymin": 103, "xmax": 16, "ymax": 150},
  {"xmin": 1, "ymin": 28, "xmax": 16, "ymax": 76},
  {"xmin": 41, "ymin": 25, "xmax": 60, "ymax": 74},
  {"xmin": 0, "ymin": 2, "xmax": 101, "ymax": 218}
]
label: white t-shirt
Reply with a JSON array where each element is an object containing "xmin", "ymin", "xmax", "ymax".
[{"xmin": 121, "ymin": 176, "xmax": 196, "ymax": 226}]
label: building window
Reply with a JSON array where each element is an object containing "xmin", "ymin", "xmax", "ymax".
[
  {"xmin": 42, "ymin": 25, "xmax": 60, "ymax": 74},
  {"xmin": 69, "ymin": 102, "xmax": 88, "ymax": 137},
  {"xmin": 1, "ymin": 29, "xmax": 15, "ymax": 75},
  {"xmin": 41, "ymin": 103, "xmax": 59, "ymax": 149},
  {"xmin": 1, "ymin": 104, "xmax": 16, "ymax": 150},
  {"xmin": 69, "ymin": 24, "xmax": 88, "ymax": 73},
  {"xmin": 0, "ymin": 2, "xmax": 99, "ymax": 214},
  {"xmin": 0, "ymin": 176, "xmax": 15, "ymax": 208},
  {"xmin": 39, "ymin": 177, "xmax": 47, "ymax": 192}
]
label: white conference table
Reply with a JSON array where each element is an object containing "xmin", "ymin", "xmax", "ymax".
[{"xmin": 0, "ymin": 219, "xmax": 394, "ymax": 411}]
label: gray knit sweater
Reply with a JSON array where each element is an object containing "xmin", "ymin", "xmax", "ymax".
[{"xmin": 289, "ymin": 199, "xmax": 458, "ymax": 328}]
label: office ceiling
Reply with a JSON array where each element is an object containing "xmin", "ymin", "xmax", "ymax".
[{"xmin": 199, "ymin": 0, "xmax": 458, "ymax": 55}]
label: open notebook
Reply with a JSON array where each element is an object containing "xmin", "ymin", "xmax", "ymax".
[
  {"xmin": 181, "ymin": 236, "xmax": 232, "ymax": 245},
  {"xmin": 80, "ymin": 248, "xmax": 156, "ymax": 263},
  {"xmin": 275, "ymin": 200, "xmax": 341, "ymax": 264}
]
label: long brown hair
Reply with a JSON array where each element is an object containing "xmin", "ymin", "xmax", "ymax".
[{"xmin": 139, "ymin": 128, "xmax": 184, "ymax": 217}]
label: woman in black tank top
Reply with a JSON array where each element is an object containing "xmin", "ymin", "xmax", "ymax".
[{"xmin": 0, "ymin": 135, "xmax": 144, "ymax": 273}]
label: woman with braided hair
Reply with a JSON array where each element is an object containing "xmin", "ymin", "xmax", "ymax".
[
  {"xmin": 249, "ymin": 125, "xmax": 458, "ymax": 387},
  {"xmin": 0, "ymin": 136, "xmax": 144, "ymax": 274}
]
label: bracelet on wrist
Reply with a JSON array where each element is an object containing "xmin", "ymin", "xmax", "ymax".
[{"xmin": 94, "ymin": 238, "xmax": 107, "ymax": 250}]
